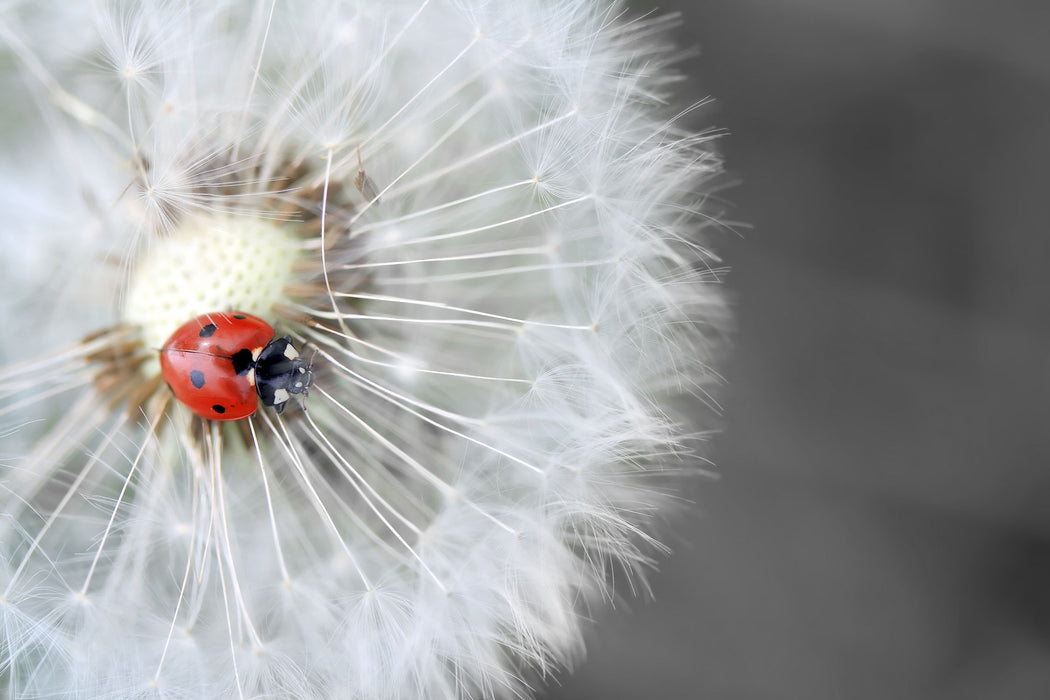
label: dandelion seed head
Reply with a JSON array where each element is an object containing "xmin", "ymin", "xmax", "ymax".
[{"xmin": 0, "ymin": 0, "xmax": 727, "ymax": 696}]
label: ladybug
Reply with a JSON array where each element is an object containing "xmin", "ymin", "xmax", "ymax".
[{"xmin": 159, "ymin": 312, "xmax": 314, "ymax": 421}]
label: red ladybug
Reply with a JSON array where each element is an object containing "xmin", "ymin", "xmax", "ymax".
[{"xmin": 159, "ymin": 312, "xmax": 314, "ymax": 421}]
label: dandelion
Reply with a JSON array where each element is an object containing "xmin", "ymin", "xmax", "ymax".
[{"xmin": 0, "ymin": 0, "xmax": 726, "ymax": 697}]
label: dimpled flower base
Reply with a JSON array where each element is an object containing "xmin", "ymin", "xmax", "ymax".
[{"xmin": 124, "ymin": 215, "xmax": 302, "ymax": 356}]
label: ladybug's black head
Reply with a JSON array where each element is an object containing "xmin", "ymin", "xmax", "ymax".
[{"xmin": 254, "ymin": 336, "xmax": 314, "ymax": 412}]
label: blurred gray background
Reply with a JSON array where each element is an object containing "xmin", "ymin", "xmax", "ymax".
[{"xmin": 544, "ymin": 1, "xmax": 1050, "ymax": 698}]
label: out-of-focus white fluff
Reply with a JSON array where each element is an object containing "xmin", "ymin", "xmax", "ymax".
[{"xmin": 0, "ymin": 0, "xmax": 726, "ymax": 697}]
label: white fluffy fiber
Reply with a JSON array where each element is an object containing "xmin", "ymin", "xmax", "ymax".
[{"xmin": 0, "ymin": 1, "xmax": 726, "ymax": 697}]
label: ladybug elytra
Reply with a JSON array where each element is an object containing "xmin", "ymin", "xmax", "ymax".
[{"xmin": 159, "ymin": 312, "xmax": 313, "ymax": 421}]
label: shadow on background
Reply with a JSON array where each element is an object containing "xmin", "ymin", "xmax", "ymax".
[{"xmin": 544, "ymin": 1, "xmax": 1050, "ymax": 698}]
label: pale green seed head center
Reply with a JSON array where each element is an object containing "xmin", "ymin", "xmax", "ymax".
[{"xmin": 124, "ymin": 215, "xmax": 302, "ymax": 372}]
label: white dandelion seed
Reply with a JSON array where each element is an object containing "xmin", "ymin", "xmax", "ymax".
[{"xmin": 0, "ymin": 0, "xmax": 727, "ymax": 698}]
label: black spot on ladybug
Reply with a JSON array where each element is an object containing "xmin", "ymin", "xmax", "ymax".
[
  {"xmin": 190, "ymin": 369, "xmax": 205, "ymax": 389},
  {"xmin": 233, "ymin": 314, "xmax": 247, "ymax": 319},
  {"xmin": 212, "ymin": 404, "xmax": 226, "ymax": 414},
  {"xmin": 199, "ymin": 323, "xmax": 217, "ymax": 338},
  {"xmin": 231, "ymin": 348, "xmax": 254, "ymax": 375}
]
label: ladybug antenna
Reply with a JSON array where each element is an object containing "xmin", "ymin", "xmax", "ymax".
[
  {"xmin": 302, "ymin": 345, "xmax": 317, "ymax": 395},
  {"xmin": 302, "ymin": 343, "xmax": 319, "ymax": 370}
]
